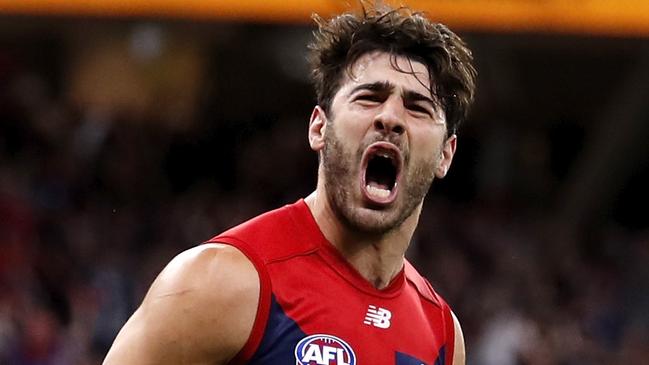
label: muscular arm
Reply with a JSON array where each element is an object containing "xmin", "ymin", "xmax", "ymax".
[
  {"xmin": 452, "ymin": 311, "xmax": 466, "ymax": 365},
  {"xmin": 103, "ymin": 244, "xmax": 260, "ymax": 365}
]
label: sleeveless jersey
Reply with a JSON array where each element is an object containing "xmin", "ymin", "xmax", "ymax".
[{"xmin": 207, "ymin": 199, "xmax": 456, "ymax": 365}]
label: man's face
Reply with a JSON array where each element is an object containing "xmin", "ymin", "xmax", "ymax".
[{"xmin": 310, "ymin": 51, "xmax": 457, "ymax": 234}]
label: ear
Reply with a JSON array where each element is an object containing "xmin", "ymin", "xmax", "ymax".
[
  {"xmin": 308, "ymin": 106, "xmax": 328, "ymax": 152},
  {"xmin": 434, "ymin": 134, "xmax": 457, "ymax": 179}
]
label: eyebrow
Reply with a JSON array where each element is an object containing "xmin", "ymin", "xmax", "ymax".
[
  {"xmin": 348, "ymin": 81, "xmax": 394, "ymax": 96},
  {"xmin": 348, "ymin": 81, "xmax": 436, "ymax": 107},
  {"xmin": 402, "ymin": 90, "xmax": 436, "ymax": 108}
]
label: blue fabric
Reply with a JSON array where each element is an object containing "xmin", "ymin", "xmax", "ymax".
[
  {"xmin": 248, "ymin": 295, "xmax": 307, "ymax": 364},
  {"xmin": 395, "ymin": 345, "xmax": 444, "ymax": 365}
]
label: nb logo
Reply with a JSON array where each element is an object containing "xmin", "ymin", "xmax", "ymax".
[{"xmin": 363, "ymin": 305, "xmax": 392, "ymax": 329}]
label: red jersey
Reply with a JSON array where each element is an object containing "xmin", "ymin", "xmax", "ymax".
[{"xmin": 207, "ymin": 200, "xmax": 456, "ymax": 365}]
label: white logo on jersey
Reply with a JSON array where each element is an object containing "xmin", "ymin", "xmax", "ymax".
[
  {"xmin": 294, "ymin": 334, "xmax": 356, "ymax": 365},
  {"xmin": 363, "ymin": 305, "xmax": 392, "ymax": 329}
]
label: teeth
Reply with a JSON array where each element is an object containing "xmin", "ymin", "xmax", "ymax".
[{"xmin": 366, "ymin": 185, "xmax": 390, "ymax": 199}]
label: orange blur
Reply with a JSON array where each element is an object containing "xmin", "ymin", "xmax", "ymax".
[{"xmin": 0, "ymin": 0, "xmax": 648, "ymax": 37}]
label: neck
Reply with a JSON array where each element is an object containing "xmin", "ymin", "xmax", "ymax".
[{"xmin": 304, "ymin": 189, "xmax": 421, "ymax": 290}]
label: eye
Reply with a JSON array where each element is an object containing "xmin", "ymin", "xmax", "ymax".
[
  {"xmin": 405, "ymin": 102, "xmax": 433, "ymax": 118},
  {"xmin": 353, "ymin": 93, "xmax": 383, "ymax": 104}
]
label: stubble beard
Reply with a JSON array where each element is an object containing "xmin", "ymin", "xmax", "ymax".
[{"xmin": 321, "ymin": 126, "xmax": 438, "ymax": 235}]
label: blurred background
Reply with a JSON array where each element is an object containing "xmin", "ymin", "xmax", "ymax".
[{"xmin": 1, "ymin": 0, "xmax": 648, "ymax": 364}]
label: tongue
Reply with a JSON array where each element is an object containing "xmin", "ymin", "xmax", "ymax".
[
  {"xmin": 368, "ymin": 181, "xmax": 390, "ymax": 190},
  {"xmin": 366, "ymin": 181, "xmax": 391, "ymax": 199}
]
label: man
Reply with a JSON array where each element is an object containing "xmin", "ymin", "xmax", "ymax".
[{"xmin": 104, "ymin": 3, "xmax": 476, "ymax": 365}]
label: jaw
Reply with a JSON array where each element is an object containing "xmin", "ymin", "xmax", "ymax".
[
  {"xmin": 314, "ymin": 157, "xmax": 428, "ymax": 240},
  {"xmin": 319, "ymin": 187, "xmax": 425, "ymax": 245},
  {"xmin": 318, "ymin": 129, "xmax": 429, "ymax": 236}
]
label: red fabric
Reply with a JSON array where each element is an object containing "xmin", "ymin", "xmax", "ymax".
[
  {"xmin": 208, "ymin": 235, "xmax": 272, "ymax": 365},
  {"xmin": 444, "ymin": 304, "xmax": 456, "ymax": 365},
  {"xmin": 208, "ymin": 199, "xmax": 455, "ymax": 364}
]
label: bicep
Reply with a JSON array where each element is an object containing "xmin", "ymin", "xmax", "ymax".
[
  {"xmin": 103, "ymin": 244, "xmax": 260, "ymax": 365},
  {"xmin": 103, "ymin": 306, "xmax": 170, "ymax": 364},
  {"xmin": 104, "ymin": 292, "xmax": 210, "ymax": 364}
]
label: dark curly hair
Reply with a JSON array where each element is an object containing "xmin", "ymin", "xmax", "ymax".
[{"xmin": 308, "ymin": 3, "xmax": 477, "ymax": 135}]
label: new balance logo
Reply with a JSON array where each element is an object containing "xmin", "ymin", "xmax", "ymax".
[{"xmin": 363, "ymin": 305, "xmax": 392, "ymax": 329}]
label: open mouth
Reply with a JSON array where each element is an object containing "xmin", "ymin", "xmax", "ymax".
[{"xmin": 360, "ymin": 142, "xmax": 402, "ymax": 205}]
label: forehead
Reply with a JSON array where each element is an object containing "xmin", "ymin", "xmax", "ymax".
[{"xmin": 340, "ymin": 51, "xmax": 432, "ymax": 97}]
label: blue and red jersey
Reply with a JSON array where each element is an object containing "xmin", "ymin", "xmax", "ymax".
[{"xmin": 207, "ymin": 200, "xmax": 456, "ymax": 365}]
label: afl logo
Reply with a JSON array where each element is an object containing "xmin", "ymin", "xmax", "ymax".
[{"xmin": 294, "ymin": 334, "xmax": 356, "ymax": 365}]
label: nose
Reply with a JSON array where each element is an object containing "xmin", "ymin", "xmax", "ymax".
[{"xmin": 373, "ymin": 98, "xmax": 405, "ymax": 136}]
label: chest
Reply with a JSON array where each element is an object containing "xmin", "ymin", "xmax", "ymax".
[{"xmin": 248, "ymin": 257, "xmax": 448, "ymax": 365}]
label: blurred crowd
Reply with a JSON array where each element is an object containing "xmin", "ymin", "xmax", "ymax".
[{"xmin": 1, "ymin": 28, "xmax": 649, "ymax": 365}]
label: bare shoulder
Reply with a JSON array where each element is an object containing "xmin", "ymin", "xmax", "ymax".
[
  {"xmin": 104, "ymin": 243, "xmax": 260, "ymax": 365},
  {"xmin": 451, "ymin": 311, "xmax": 466, "ymax": 365}
]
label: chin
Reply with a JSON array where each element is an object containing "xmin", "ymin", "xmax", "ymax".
[{"xmin": 336, "ymin": 199, "xmax": 413, "ymax": 235}]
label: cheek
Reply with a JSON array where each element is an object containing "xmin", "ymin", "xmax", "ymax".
[
  {"xmin": 325, "ymin": 125, "xmax": 360, "ymax": 163},
  {"xmin": 332, "ymin": 121, "xmax": 368, "ymax": 152},
  {"xmin": 410, "ymin": 128, "xmax": 443, "ymax": 161}
]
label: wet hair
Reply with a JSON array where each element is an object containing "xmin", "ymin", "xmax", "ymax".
[{"xmin": 308, "ymin": 2, "xmax": 477, "ymax": 135}]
